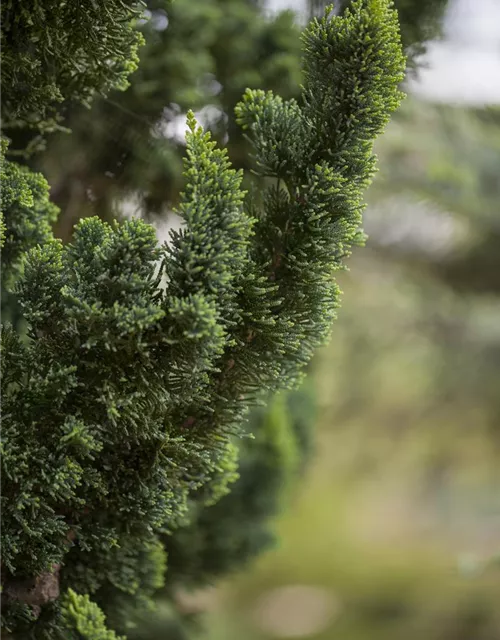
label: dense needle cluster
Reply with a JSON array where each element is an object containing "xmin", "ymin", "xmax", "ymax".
[
  {"xmin": 1, "ymin": 0, "xmax": 145, "ymax": 139},
  {"xmin": 1, "ymin": 1, "xmax": 405, "ymax": 636}
]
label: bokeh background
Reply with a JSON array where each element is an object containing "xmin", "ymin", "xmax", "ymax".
[
  {"xmin": 200, "ymin": 4, "xmax": 500, "ymax": 634},
  {"xmin": 20, "ymin": 0, "xmax": 500, "ymax": 637}
]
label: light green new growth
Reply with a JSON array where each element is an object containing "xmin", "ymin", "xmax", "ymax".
[{"xmin": 60, "ymin": 590, "xmax": 124, "ymax": 640}]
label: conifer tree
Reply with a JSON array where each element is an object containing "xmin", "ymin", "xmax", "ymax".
[{"xmin": 1, "ymin": 1, "xmax": 405, "ymax": 637}]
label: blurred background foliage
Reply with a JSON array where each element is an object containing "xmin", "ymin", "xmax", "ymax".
[{"xmin": 5, "ymin": 0, "xmax": 500, "ymax": 637}]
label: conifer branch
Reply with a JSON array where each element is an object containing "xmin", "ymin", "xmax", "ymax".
[{"xmin": 1, "ymin": 1, "xmax": 405, "ymax": 636}]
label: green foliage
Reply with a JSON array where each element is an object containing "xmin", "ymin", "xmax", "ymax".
[
  {"xmin": 21, "ymin": 0, "xmax": 443, "ymax": 236},
  {"xmin": 0, "ymin": 139, "xmax": 59, "ymax": 288},
  {"xmin": 1, "ymin": 0, "xmax": 145, "ymax": 137},
  {"xmin": 0, "ymin": 138, "xmax": 60, "ymax": 334},
  {"xmin": 338, "ymin": 0, "xmax": 449, "ymax": 68},
  {"xmin": 3, "ymin": 218, "xmax": 166, "ymax": 569},
  {"xmin": 226, "ymin": 0, "xmax": 404, "ymax": 395},
  {"xmin": 63, "ymin": 537, "xmax": 168, "ymax": 635},
  {"xmin": 121, "ymin": 384, "xmax": 315, "ymax": 640},
  {"xmin": 59, "ymin": 589, "xmax": 124, "ymax": 640},
  {"xmin": 25, "ymin": 0, "xmax": 303, "ymax": 235},
  {"xmin": 1, "ymin": 1, "xmax": 405, "ymax": 636},
  {"xmin": 163, "ymin": 388, "xmax": 314, "ymax": 591}
]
